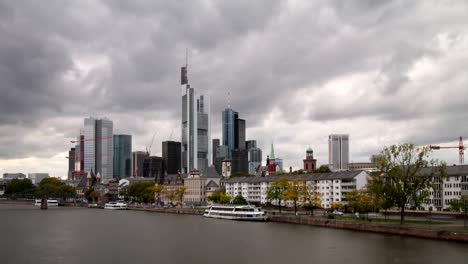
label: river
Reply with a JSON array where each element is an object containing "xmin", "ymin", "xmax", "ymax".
[{"xmin": 1, "ymin": 204, "xmax": 467, "ymax": 264}]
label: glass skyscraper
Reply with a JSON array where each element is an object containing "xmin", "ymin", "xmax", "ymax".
[
  {"xmin": 113, "ymin": 135, "xmax": 132, "ymax": 178},
  {"xmin": 181, "ymin": 66, "xmax": 210, "ymax": 174},
  {"xmin": 83, "ymin": 117, "xmax": 113, "ymax": 181}
]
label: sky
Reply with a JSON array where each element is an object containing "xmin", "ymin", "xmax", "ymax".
[{"xmin": 1, "ymin": 0, "xmax": 468, "ymax": 177}]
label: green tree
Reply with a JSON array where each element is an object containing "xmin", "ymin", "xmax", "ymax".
[
  {"xmin": 346, "ymin": 190, "xmax": 373, "ymax": 215},
  {"xmin": 266, "ymin": 177, "xmax": 289, "ymax": 213},
  {"xmin": 128, "ymin": 182, "xmax": 155, "ymax": 202},
  {"xmin": 153, "ymin": 184, "xmax": 164, "ymax": 206},
  {"xmin": 175, "ymin": 186, "xmax": 187, "ymax": 206},
  {"xmin": 330, "ymin": 201, "xmax": 344, "ymax": 211},
  {"xmin": 219, "ymin": 193, "xmax": 231, "ymax": 204},
  {"xmin": 375, "ymin": 144, "xmax": 446, "ymax": 224},
  {"xmin": 208, "ymin": 189, "xmax": 226, "ymax": 203},
  {"xmin": 5, "ymin": 179, "xmax": 35, "ymax": 197},
  {"xmin": 35, "ymin": 178, "xmax": 76, "ymax": 199},
  {"xmin": 316, "ymin": 165, "xmax": 331, "ymax": 173},
  {"xmin": 449, "ymin": 199, "xmax": 464, "ymax": 212},
  {"xmin": 284, "ymin": 178, "xmax": 306, "ymax": 214},
  {"xmin": 232, "ymin": 195, "xmax": 248, "ymax": 205}
]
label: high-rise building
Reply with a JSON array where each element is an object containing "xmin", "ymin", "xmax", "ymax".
[
  {"xmin": 222, "ymin": 108, "xmax": 238, "ymax": 159},
  {"xmin": 232, "ymin": 149, "xmax": 248, "ymax": 174},
  {"xmin": 214, "ymin": 145, "xmax": 229, "ymax": 174},
  {"xmin": 28, "ymin": 173, "xmax": 49, "ymax": 185},
  {"xmin": 74, "ymin": 135, "xmax": 84, "ymax": 180},
  {"xmin": 113, "ymin": 135, "xmax": 132, "ymax": 179},
  {"xmin": 328, "ymin": 134, "xmax": 349, "ymax": 171},
  {"xmin": 83, "ymin": 117, "xmax": 113, "ymax": 181},
  {"xmin": 68, "ymin": 147, "xmax": 75, "ymax": 180},
  {"xmin": 248, "ymin": 147, "xmax": 262, "ymax": 175},
  {"xmin": 303, "ymin": 147, "xmax": 317, "ymax": 172},
  {"xmin": 236, "ymin": 119, "xmax": 246, "ymax": 150},
  {"xmin": 132, "ymin": 151, "xmax": 148, "ymax": 177},
  {"xmin": 245, "ymin": 140, "xmax": 257, "ymax": 151},
  {"xmin": 181, "ymin": 65, "xmax": 210, "ymax": 174},
  {"xmin": 162, "ymin": 141, "xmax": 181, "ymax": 174},
  {"xmin": 212, "ymin": 139, "xmax": 220, "ymax": 166},
  {"xmin": 143, "ymin": 156, "xmax": 164, "ymax": 183}
]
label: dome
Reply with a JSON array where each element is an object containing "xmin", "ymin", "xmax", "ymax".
[{"xmin": 306, "ymin": 147, "xmax": 313, "ymax": 152}]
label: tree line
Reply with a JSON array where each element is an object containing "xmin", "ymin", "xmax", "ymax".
[{"xmin": 4, "ymin": 178, "xmax": 76, "ymax": 199}]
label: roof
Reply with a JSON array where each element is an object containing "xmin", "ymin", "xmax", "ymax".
[
  {"xmin": 307, "ymin": 147, "xmax": 313, "ymax": 152},
  {"xmin": 202, "ymin": 166, "xmax": 221, "ymax": 178},
  {"xmin": 206, "ymin": 180, "xmax": 219, "ymax": 188},
  {"xmin": 222, "ymin": 170, "xmax": 366, "ymax": 184},
  {"xmin": 269, "ymin": 143, "xmax": 275, "ymax": 159},
  {"xmin": 417, "ymin": 165, "xmax": 468, "ymax": 177}
]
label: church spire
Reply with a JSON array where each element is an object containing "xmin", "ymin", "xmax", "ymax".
[{"xmin": 269, "ymin": 143, "xmax": 275, "ymax": 160}]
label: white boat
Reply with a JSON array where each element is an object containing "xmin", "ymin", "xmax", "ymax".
[
  {"xmin": 203, "ymin": 205, "xmax": 268, "ymax": 221},
  {"xmin": 34, "ymin": 199, "xmax": 59, "ymax": 206},
  {"xmin": 104, "ymin": 201, "xmax": 128, "ymax": 210}
]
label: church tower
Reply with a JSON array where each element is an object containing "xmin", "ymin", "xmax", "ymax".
[{"xmin": 303, "ymin": 147, "xmax": 317, "ymax": 172}]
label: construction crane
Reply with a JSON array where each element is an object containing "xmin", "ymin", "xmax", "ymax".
[
  {"xmin": 146, "ymin": 132, "xmax": 157, "ymax": 156},
  {"xmin": 430, "ymin": 136, "xmax": 465, "ymax": 165}
]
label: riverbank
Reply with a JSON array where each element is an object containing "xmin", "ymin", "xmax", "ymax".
[{"xmin": 130, "ymin": 206, "xmax": 468, "ymax": 243}]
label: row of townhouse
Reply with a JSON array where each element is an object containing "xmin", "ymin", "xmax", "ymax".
[
  {"xmin": 222, "ymin": 165, "xmax": 468, "ymax": 211},
  {"xmin": 222, "ymin": 171, "xmax": 369, "ymax": 209}
]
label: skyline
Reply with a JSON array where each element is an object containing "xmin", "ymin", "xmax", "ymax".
[{"xmin": 1, "ymin": 1, "xmax": 468, "ymax": 177}]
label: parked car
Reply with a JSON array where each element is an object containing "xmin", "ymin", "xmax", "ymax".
[{"xmin": 333, "ymin": 210, "xmax": 344, "ymax": 215}]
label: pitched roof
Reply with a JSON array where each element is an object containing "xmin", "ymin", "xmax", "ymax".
[
  {"xmin": 202, "ymin": 166, "xmax": 221, "ymax": 178},
  {"xmin": 205, "ymin": 180, "xmax": 219, "ymax": 188}
]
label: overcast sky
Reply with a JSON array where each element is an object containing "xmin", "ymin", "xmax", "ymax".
[{"xmin": 1, "ymin": 0, "xmax": 467, "ymax": 177}]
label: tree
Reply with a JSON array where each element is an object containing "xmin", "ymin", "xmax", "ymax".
[
  {"xmin": 232, "ymin": 195, "xmax": 248, "ymax": 205},
  {"xmin": 316, "ymin": 165, "xmax": 331, "ymax": 173},
  {"xmin": 219, "ymin": 193, "xmax": 231, "ymax": 204},
  {"xmin": 330, "ymin": 201, "xmax": 344, "ymax": 211},
  {"xmin": 128, "ymin": 182, "xmax": 155, "ymax": 202},
  {"xmin": 175, "ymin": 186, "xmax": 187, "ymax": 206},
  {"xmin": 449, "ymin": 199, "xmax": 465, "ymax": 212},
  {"xmin": 346, "ymin": 190, "xmax": 373, "ymax": 215},
  {"xmin": 208, "ymin": 189, "xmax": 225, "ymax": 203},
  {"xmin": 5, "ymin": 179, "xmax": 35, "ymax": 197},
  {"xmin": 373, "ymin": 144, "xmax": 446, "ymax": 224},
  {"xmin": 284, "ymin": 178, "xmax": 306, "ymax": 214},
  {"xmin": 266, "ymin": 177, "xmax": 289, "ymax": 213},
  {"xmin": 35, "ymin": 178, "xmax": 76, "ymax": 199}
]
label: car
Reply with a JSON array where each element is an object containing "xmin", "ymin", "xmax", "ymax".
[{"xmin": 333, "ymin": 210, "xmax": 343, "ymax": 215}]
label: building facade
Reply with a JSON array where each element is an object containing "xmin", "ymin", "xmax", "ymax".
[
  {"xmin": 83, "ymin": 117, "xmax": 114, "ymax": 181},
  {"xmin": 223, "ymin": 171, "xmax": 369, "ymax": 208},
  {"xmin": 181, "ymin": 65, "xmax": 210, "ymax": 174},
  {"xmin": 248, "ymin": 147, "xmax": 262, "ymax": 175},
  {"xmin": 113, "ymin": 135, "xmax": 132, "ymax": 179},
  {"xmin": 132, "ymin": 151, "xmax": 147, "ymax": 177},
  {"xmin": 162, "ymin": 141, "xmax": 182, "ymax": 174},
  {"xmin": 68, "ymin": 147, "xmax": 75, "ymax": 180},
  {"xmin": 142, "ymin": 156, "xmax": 164, "ymax": 183},
  {"xmin": 328, "ymin": 134, "xmax": 349, "ymax": 171},
  {"xmin": 28, "ymin": 173, "xmax": 49, "ymax": 185}
]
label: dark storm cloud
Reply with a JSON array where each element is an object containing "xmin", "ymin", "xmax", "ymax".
[{"xmin": 0, "ymin": 0, "xmax": 467, "ymax": 169}]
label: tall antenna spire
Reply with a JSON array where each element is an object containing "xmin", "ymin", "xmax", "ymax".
[
  {"xmin": 185, "ymin": 48, "xmax": 188, "ymax": 68},
  {"xmin": 228, "ymin": 91, "xmax": 231, "ymax": 109}
]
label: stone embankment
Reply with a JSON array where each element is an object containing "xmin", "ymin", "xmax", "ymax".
[
  {"xmin": 129, "ymin": 207, "xmax": 204, "ymax": 215},
  {"xmin": 269, "ymin": 215, "xmax": 468, "ymax": 243}
]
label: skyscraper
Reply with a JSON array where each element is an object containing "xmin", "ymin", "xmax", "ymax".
[
  {"xmin": 248, "ymin": 147, "xmax": 262, "ymax": 175},
  {"xmin": 222, "ymin": 108, "xmax": 238, "ymax": 158},
  {"xmin": 83, "ymin": 117, "xmax": 113, "ymax": 181},
  {"xmin": 162, "ymin": 141, "xmax": 181, "ymax": 174},
  {"xmin": 113, "ymin": 135, "xmax": 132, "ymax": 178},
  {"xmin": 132, "ymin": 151, "xmax": 148, "ymax": 177},
  {"xmin": 328, "ymin": 134, "xmax": 349, "ymax": 171},
  {"xmin": 68, "ymin": 147, "xmax": 75, "ymax": 180},
  {"xmin": 181, "ymin": 65, "xmax": 210, "ymax": 174}
]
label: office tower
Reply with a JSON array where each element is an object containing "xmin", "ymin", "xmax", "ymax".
[
  {"xmin": 74, "ymin": 135, "xmax": 84, "ymax": 180},
  {"xmin": 83, "ymin": 117, "xmax": 113, "ymax": 181},
  {"xmin": 181, "ymin": 65, "xmax": 210, "ymax": 174},
  {"xmin": 143, "ymin": 156, "xmax": 164, "ymax": 183},
  {"xmin": 303, "ymin": 147, "xmax": 317, "ymax": 172},
  {"xmin": 222, "ymin": 108, "xmax": 238, "ymax": 159},
  {"xmin": 245, "ymin": 140, "xmax": 257, "ymax": 151},
  {"xmin": 162, "ymin": 141, "xmax": 181, "ymax": 174},
  {"xmin": 113, "ymin": 135, "xmax": 132, "ymax": 178},
  {"xmin": 28, "ymin": 173, "xmax": 49, "ymax": 185},
  {"xmin": 132, "ymin": 151, "xmax": 148, "ymax": 177},
  {"xmin": 214, "ymin": 145, "xmax": 229, "ymax": 175},
  {"xmin": 212, "ymin": 139, "xmax": 220, "ymax": 166},
  {"xmin": 68, "ymin": 147, "xmax": 75, "ymax": 180},
  {"xmin": 232, "ymin": 149, "xmax": 248, "ymax": 174},
  {"xmin": 328, "ymin": 134, "xmax": 349, "ymax": 171},
  {"xmin": 236, "ymin": 119, "xmax": 246, "ymax": 150},
  {"xmin": 248, "ymin": 147, "xmax": 262, "ymax": 175}
]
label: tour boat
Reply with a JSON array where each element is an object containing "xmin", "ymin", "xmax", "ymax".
[
  {"xmin": 104, "ymin": 201, "xmax": 128, "ymax": 210},
  {"xmin": 34, "ymin": 199, "xmax": 59, "ymax": 206},
  {"xmin": 203, "ymin": 205, "xmax": 268, "ymax": 221}
]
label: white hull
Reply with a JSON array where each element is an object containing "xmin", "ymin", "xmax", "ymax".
[
  {"xmin": 203, "ymin": 214, "xmax": 267, "ymax": 221},
  {"xmin": 104, "ymin": 206, "xmax": 127, "ymax": 210},
  {"xmin": 104, "ymin": 202, "xmax": 127, "ymax": 210},
  {"xmin": 203, "ymin": 205, "xmax": 268, "ymax": 221},
  {"xmin": 34, "ymin": 200, "xmax": 59, "ymax": 206}
]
